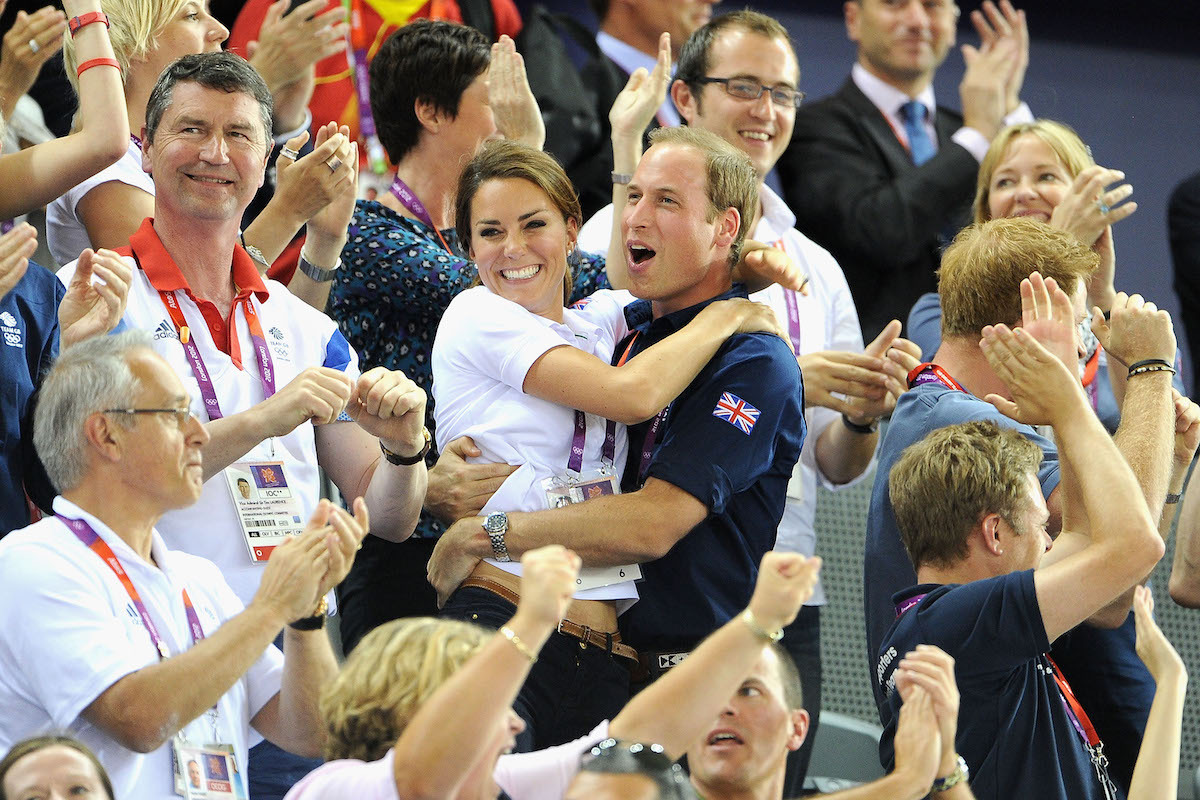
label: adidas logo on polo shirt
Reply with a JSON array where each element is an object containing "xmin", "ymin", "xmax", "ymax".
[{"xmin": 154, "ymin": 320, "xmax": 179, "ymax": 341}]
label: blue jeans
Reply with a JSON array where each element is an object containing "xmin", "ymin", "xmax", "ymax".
[{"xmin": 441, "ymin": 586, "xmax": 631, "ymax": 752}]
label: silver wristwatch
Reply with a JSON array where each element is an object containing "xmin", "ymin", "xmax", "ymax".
[
  {"xmin": 298, "ymin": 252, "xmax": 341, "ymax": 283},
  {"xmin": 483, "ymin": 511, "xmax": 511, "ymax": 562}
]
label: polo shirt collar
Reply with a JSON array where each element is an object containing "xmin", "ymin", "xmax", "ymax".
[
  {"xmin": 623, "ymin": 284, "xmax": 750, "ymax": 335},
  {"xmin": 52, "ymin": 496, "xmax": 170, "ymax": 570},
  {"xmin": 129, "ymin": 218, "xmax": 269, "ymax": 301}
]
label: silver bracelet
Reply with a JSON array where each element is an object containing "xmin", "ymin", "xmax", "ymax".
[{"xmin": 297, "ymin": 249, "xmax": 341, "ymax": 283}]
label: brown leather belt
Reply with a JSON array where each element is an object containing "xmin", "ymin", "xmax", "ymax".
[{"xmin": 460, "ymin": 575, "xmax": 639, "ymax": 663}]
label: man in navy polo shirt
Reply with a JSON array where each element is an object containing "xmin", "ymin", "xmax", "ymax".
[
  {"xmin": 430, "ymin": 126, "xmax": 805, "ymax": 674},
  {"xmin": 867, "ymin": 217, "xmax": 1192, "ymax": 794},
  {"xmin": 878, "ymin": 307, "xmax": 1175, "ymax": 800}
]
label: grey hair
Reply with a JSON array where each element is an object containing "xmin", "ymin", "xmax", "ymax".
[
  {"xmin": 145, "ymin": 51, "xmax": 274, "ymax": 147},
  {"xmin": 33, "ymin": 330, "xmax": 155, "ymax": 493}
]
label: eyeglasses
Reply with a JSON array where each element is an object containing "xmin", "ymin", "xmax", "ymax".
[
  {"xmin": 694, "ymin": 77, "xmax": 805, "ymax": 109},
  {"xmin": 104, "ymin": 407, "xmax": 195, "ymax": 429}
]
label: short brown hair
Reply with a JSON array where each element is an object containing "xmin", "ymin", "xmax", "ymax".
[
  {"xmin": 675, "ymin": 11, "xmax": 795, "ymax": 113},
  {"xmin": 647, "ymin": 126, "xmax": 758, "ymax": 267},
  {"xmin": 0, "ymin": 736, "xmax": 114, "ymax": 800},
  {"xmin": 973, "ymin": 120, "xmax": 1094, "ymax": 224},
  {"xmin": 890, "ymin": 420, "xmax": 1042, "ymax": 570},
  {"xmin": 455, "ymin": 139, "xmax": 581, "ymax": 305},
  {"xmin": 938, "ymin": 217, "xmax": 1098, "ymax": 338},
  {"xmin": 320, "ymin": 617, "xmax": 491, "ymax": 762}
]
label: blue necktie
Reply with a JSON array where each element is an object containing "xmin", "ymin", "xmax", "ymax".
[{"xmin": 899, "ymin": 100, "xmax": 936, "ymax": 166}]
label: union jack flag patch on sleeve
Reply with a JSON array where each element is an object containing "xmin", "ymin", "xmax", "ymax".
[{"xmin": 713, "ymin": 391, "xmax": 760, "ymax": 435}]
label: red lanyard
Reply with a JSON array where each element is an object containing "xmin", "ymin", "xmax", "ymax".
[
  {"xmin": 1045, "ymin": 654, "xmax": 1101, "ymax": 747},
  {"xmin": 60, "ymin": 516, "xmax": 205, "ymax": 660},
  {"xmin": 156, "ymin": 289, "xmax": 277, "ymax": 421},
  {"xmin": 908, "ymin": 362, "xmax": 966, "ymax": 392}
]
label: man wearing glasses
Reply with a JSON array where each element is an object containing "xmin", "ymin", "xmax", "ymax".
[
  {"xmin": 577, "ymin": 12, "xmax": 920, "ymax": 790},
  {"xmin": 54, "ymin": 51, "xmax": 428, "ymax": 798},
  {"xmin": 0, "ymin": 330, "xmax": 370, "ymax": 800},
  {"xmin": 777, "ymin": 0, "xmax": 1031, "ymax": 339}
]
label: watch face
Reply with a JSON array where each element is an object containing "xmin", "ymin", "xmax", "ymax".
[{"xmin": 484, "ymin": 512, "xmax": 507, "ymax": 534}]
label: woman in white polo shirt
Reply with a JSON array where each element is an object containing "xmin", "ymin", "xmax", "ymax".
[{"xmin": 430, "ymin": 140, "xmax": 785, "ymax": 752}]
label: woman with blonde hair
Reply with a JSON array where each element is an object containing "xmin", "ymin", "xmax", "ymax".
[
  {"xmin": 286, "ymin": 547, "xmax": 820, "ymax": 800},
  {"xmin": 906, "ymin": 118, "xmax": 1146, "ymax": 431}
]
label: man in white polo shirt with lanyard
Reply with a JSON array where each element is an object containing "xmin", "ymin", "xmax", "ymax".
[
  {"xmin": 57, "ymin": 51, "xmax": 428, "ymax": 798},
  {"xmin": 576, "ymin": 12, "xmax": 921, "ymax": 790},
  {"xmin": 0, "ymin": 331, "xmax": 370, "ymax": 800}
]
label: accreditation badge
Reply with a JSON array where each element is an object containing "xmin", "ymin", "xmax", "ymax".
[
  {"xmin": 224, "ymin": 462, "xmax": 307, "ymax": 563},
  {"xmin": 541, "ymin": 468, "xmax": 620, "ymax": 508},
  {"xmin": 172, "ymin": 740, "xmax": 243, "ymax": 799},
  {"xmin": 540, "ymin": 468, "xmax": 641, "ymax": 591}
]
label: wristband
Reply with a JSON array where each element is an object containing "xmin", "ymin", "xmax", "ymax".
[
  {"xmin": 842, "ymin": 413, "xmax": 879, "ymax": 434},
  {"xmin": 76, "ymin": 57, "xmax": 120, "ymax": 78},
  {"xmin": 68, "ymin": 11, "xmax": 110, "ymax": 36},
  {"xmin": 288, "ymin": 596, "xmax": 328, "ymax": 631},
  {"xmin": 611, "ymin": 171, "xmax": 632, "ymax": 185},
  {"xmin": 500, "ymin": 626, "xmax": 538, "ymax": 663},
  {"xmin": 1165, "ymin": 492, "xmax": 1182, "ymax": 505},
  {"xmin": 380, "ymin": 428, "xmax": 431, "ymax": 466},
  {"xmin": 740, "ymin": 609, "xmax": 784, "ymax": 642},
  {"xmin": 1128, "ymin": 364, "xmax": 1176, "ymax": 378},
  {"xmin": 1128, "ymin": 358, "xmax": 1174, "ymax": 374}
]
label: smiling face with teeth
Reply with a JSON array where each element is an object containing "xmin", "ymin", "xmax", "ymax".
[
  {"xmin": 468, "ymin": 176, "xmax": 578, "ymax": 323},
  {"xmin": 673, "ymin": 27, "xmax": 800, "ymax": 181},
  {"xmin": 143, "ymin": 81, "xmax": 270, "ymax": 224},
  {"xmin": 686, "ymin": 647, "xmax": 808, "ymax": 798}
]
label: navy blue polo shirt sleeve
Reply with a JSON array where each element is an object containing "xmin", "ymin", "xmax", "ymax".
[
  {"xmin": 916, "ymin": 571, "xmax": 1049, "ymax": 673},
  {"xmin": 644, "ymin": 334, "xmax": 804, "ymax": 513}
]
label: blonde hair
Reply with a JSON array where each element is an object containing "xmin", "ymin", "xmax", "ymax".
[
  {"xmin": 973, "ymin": 120, "xmax": 1094, "ymax": 224},
  {"xmin": 890, "ymin": 420, "xmax": 1042, "ymax": 570},
  {"xmin": 320, "ymin": 618, "xmax": 491, "ymax": 762},
  {"xmin": 938, "ymin": 217, "xmax": 1097, "ymax": 338},
  {"xmin": 62, "ymin": 0, "xmax": 188, "ymax": 90}
]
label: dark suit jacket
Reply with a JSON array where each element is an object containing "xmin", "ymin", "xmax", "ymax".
[{"xmin": 777, "ymin": 77, "xmax": 978, "ymax": 338}]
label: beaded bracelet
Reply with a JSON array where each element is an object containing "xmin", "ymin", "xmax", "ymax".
[
  {"xmin": 1127, "ymin": 358, "xmax": 1174, "ymax": 374},
  {"xmin": 741, "ymin": 609, "xmax": 784, "ymax": 642},
  {"xmin": 1128, "ymin": 364, "xmax": 1176, "ymax": 378},
  {"xmin": 500, "ymin": 626, "xmax": 538, "ymax": 663}
]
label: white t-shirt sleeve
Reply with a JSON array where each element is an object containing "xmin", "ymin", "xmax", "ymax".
[
  {"xmin": 438, "ymin": 288, "xmax": 577, "ymax": 390},
  {"xmin": 0, "ymin": 539, "xmax": 150, "ymax": 728},
  {"xmin": 577, "ymin": 204, "xmax": 615, "ymax": 257},
  {"xmin": 283, "ymin": 751, "xmax": 399, "ymax": 800},
  {"xmin": 493, "ymin": 720, "xmax": 609, "ymax": 800}
]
